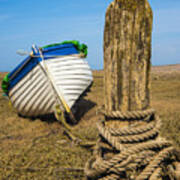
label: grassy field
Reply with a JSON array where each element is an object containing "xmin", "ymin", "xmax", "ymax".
[{"xmin": 0, "ymin": 64, "xmax": 180, "ymax": 179}]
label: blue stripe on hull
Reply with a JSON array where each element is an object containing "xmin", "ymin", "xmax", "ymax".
[{"xmin": 8, "ymin": 57, "xmax": 40, "ymax": 91}]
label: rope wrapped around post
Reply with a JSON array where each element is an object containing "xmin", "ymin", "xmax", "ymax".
[{"xmin": 85, "ymin": 108, "xmax": 180, "ymax": 179}]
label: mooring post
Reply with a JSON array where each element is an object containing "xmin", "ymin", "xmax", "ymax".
[
  {"xmin": 104, "ymin": 0, "xmax": 152, "ymax": 130},
  {"xmin": 104, "ymin": 0, "xmax": 152, "ymax": 113},
  {"xmin": 85, "ymin": 0, "xmax": 180, "ymax": 179}
]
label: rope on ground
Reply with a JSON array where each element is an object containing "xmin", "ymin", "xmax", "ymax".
[
  {"xmin": 54, "ymin": 104, "xmax": 96, "ymax": 148},
  {"xmin": 85, "ymin": 108, "xmax": 180, "ymax": 179}
]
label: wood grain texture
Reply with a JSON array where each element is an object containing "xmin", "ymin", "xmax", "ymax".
[{"xmin": 104, "ymin": 0, "xmax": 153, "ymax": 112}]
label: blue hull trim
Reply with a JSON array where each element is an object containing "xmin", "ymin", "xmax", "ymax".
[{"xmin": 8, "ymin": 57, "xmax": 40, "ymax": 91}]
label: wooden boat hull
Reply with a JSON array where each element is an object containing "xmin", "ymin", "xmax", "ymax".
[{"xmin": 8, "ymin": 56, "xmax": 93, "ymax": 117}]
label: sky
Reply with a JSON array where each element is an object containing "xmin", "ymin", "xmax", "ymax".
[{"xmin": 0, "ymin": 0, "xmax": 180, "ymax": 71}]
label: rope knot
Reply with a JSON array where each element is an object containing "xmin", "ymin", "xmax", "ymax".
[{"xmin": 85, "ymin": 108, "xmax": 180, "ymax": 179}]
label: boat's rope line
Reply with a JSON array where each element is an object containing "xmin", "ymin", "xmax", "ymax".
[
  {"xmin": 54, "ymin": 104, "xmax": 97, "ymax": 147},
  {"xmin": 38, "ymin": 48, "xmax": 77, "ymax": 123},
  {"xmin": 85, "ymin": 108, "xmax": 180, "ymax": 179}
]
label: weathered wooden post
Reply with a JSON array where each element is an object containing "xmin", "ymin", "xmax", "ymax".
[
  {"xmin": 85, "ymin": 0, "xmax": 180, "ymax": 179},
  {"xmin": 104, "ymin": 0, "xmax": 152, "ymax": 114}
]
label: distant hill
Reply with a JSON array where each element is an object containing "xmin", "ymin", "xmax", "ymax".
[{"xmin": 152, "ymin": 64, "xmax": 180, "ymax": 73}]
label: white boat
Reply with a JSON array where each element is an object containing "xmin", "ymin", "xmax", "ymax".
[{"xmin": 2, "ymin": 41, "xmax": 93, "ymax": 118}]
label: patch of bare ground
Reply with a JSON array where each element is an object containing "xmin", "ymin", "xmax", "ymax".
[{"xmin": 0, "ymin": 64, "xmax": 179, "ymax": 179}]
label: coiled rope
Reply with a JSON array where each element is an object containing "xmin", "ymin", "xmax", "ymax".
[{"xmin": 85, "ymin": 108, "xmax": 180, "ymax": 179}]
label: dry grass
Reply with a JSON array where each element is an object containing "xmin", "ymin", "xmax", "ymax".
[{"xmin": 0, "ymin": 65, "xmax": 180, "ymax": 179}]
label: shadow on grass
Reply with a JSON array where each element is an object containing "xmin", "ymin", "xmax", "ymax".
[
  {"xmin": 71, "ymin": 98, "xmax": 96, "ymax": 124},
  {"xmin": 19, "ymin": 98, "xmax": 96, "ymax": 125},
  {"xmin": 18, "ymin": 113, "xmax": 57, "ymax": 124}
]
